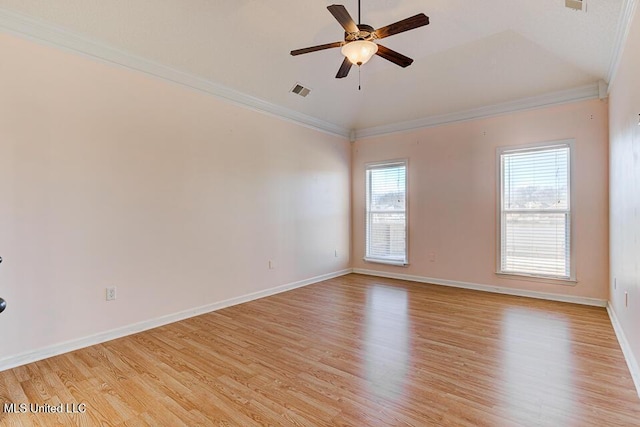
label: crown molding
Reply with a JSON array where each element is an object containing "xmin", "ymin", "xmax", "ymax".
[
  {"xmin": 0, "ymin": 6, "xmax": 617, "ymax": 141},
  {"xmin": 606, "ymin": 0, "xmax": 639, "ymax": 88},
  {"xmin": 354, "ymin": 83, "xmax": 600, "ymax": 140},
  {"xmin": 0, "ymin": 7, "xmax": 350, "ymax": 139}
]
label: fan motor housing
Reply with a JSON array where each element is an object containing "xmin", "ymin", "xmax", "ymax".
[{"xmin": 345, "ymin": 24, "xmax": 376, "ymax": 41}]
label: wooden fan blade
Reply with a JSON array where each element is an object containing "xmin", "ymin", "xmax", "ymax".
[
  {"xmin": 375, "ymin": 44, "xmax": 413, "ymax": 68},
  {"xmin": 336, "ymin": 57, "xmax": 353, "ymax": 78},
  {"xmin": 327, "ymin": 5, "xmax": 359, "ymax": 33},
  {"xmin": 291, "ymin": 41, "xmax": 343, "ymax": 56},
  {"xmin": 374, "ymin": 13, "xmax": 429, "ymax": 39}
]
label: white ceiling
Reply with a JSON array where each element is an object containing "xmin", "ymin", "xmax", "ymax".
[{"xmin": 0, "ymin": 0, "xmax": 625, "ymax": 134}]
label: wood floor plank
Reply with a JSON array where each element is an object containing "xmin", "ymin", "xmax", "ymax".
[{"xmin": 1, "ymin": 273, "xmax": 639, "ymax": 426}]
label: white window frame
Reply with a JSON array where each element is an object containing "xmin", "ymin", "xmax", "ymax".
[
  {"xmin": 364, "ymin": 160, "xmax": 409, "ymax": 266},
  {"xmin": 496, "ymin": 140, "xmax": 576, "ymax": 282}
]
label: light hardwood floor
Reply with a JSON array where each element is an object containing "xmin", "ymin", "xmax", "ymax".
[{"xmin": 1, "ymin": 274, "xmax": 639, "ymax": 426}]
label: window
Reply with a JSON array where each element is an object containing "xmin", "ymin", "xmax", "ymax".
[
  {"xmin": 365, "ymin": 161, "xmax": 407, "ymax": 265},
  {"xmin": 498, "ymin": 142, "xmax": 573, "ymax": 280}
]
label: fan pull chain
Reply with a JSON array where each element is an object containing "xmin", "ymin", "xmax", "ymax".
[{"xmin": 358, "ymin": 66, "xmax": 361, "ymax": 91}]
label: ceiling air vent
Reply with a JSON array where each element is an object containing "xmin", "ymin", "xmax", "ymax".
[
  {"xmin": 565, "ymin": 0, "xmax": 586, "ymax": 11},
  {"xmin": 290, "ymin": 83, "xmax": 311, "ymax": 97}
]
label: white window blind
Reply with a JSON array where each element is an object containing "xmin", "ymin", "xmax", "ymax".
[
  {"xmin": 365, "ymin": 161, "xmax": 407, "ymax": 265},
  {"xmin": 499, "ymin": 144, "xmax": 572, "ymax": 279}
]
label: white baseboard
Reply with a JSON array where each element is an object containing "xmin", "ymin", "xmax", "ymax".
[
  {"xmin": 607, "ymin": 303, "xmax": 640, "ymax": 398},
  {"xmin": 352, "ymin": 268, "xmax": 607, "ymax": 307},
  {"xmin": 0, "ymin": 268, "xmax": 352, "ymax": 372}
]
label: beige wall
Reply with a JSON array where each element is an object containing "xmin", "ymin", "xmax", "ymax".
[
  {"xmin": 609, "ymin": 2, "xmax": 640, "ymax": 384},
  {"xmin": 0, "ymin": 34, "xmax": 351, "ymax": 362},
  {"xmin": 352, "ymin": 99, "xmax": 609, "ymax": 300}
]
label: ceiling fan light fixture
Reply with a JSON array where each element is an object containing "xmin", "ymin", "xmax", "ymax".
[{"xmin": 341, "ymin": 40, "xmax": 378, "ymax": 66}]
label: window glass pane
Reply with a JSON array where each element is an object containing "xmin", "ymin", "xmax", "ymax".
[
  {"xmin": 503, "ymin": 147, "xmax": 569, "ymax": 210},
  {"xmin": 368, "ymin": 213, "xmax": 406, "ymax": 260},
  {"xmin": 502, "ymin": 212, "xmax": 569, "ymax": 277},
  {"xmin": 369, "ymin": 167, "xmax": 406, "ymax": 211}
]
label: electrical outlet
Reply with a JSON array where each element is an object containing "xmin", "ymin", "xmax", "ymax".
[
  {"xmin": 625, "ymin": 291, "xmax": 628, "ymax": 308},
  {"xmin": 614, "ymin": 277, "xmax": 617, "ymax": 290},
  {"xmin": 334, "ymin": 249, "xmax": 338, "ymax": 258},
  {"xmin": 565, "ymin": 0, "xmax": 585, "ymax": 11},
  {"xmin": 106, "ymin": 287, "xmax": 117, "ymax": 301},
  {"xmin": 268, "ymin": 260, "xmax": 274, "ymax": 270}
]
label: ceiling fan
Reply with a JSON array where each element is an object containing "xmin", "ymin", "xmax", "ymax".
[{"xmin": 290, "ymin": 1, "xmax": 429, "ymax": 79}]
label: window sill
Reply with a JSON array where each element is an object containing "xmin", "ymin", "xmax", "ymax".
[
  {"xmin": 496, "ymin": 272, "xmax": 577, "ymax": 285},
  {"xmin": 364, "ymin": 258, "xmax": 409, "ymax": 267}
]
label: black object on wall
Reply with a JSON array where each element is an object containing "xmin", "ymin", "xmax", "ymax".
[{"xmin": 0, "ymin": 255, "xmax": 5, "ymax": 313}]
